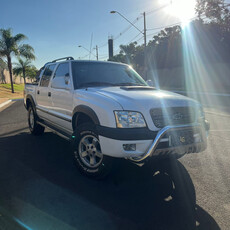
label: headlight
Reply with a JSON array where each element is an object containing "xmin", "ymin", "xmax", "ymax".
[{"xmin": 114, "ymin": 111, "xmax": 146, "ymax": 128}]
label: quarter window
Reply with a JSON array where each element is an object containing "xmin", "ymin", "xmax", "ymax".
[{"xmin": 40, "ymin": 64, "xmax": 56, "ymax": 87}]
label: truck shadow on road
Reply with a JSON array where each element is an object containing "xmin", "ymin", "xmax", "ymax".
[{"xmin": 0, "ymin": 132, "xmax": 220, "ymax": 230}]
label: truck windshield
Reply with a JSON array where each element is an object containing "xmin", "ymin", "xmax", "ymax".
[{"xmin": 71, "ymin": 62, "xmax": 148, "ymax": 89}]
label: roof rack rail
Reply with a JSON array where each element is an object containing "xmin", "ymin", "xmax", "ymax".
[
  {"xmin": 41, "ymin": 62, "xmax": 52, "ymax": 70},
  {"xmin": 52, "ymin": 57, "xmax": 74, "ymax": 63}
]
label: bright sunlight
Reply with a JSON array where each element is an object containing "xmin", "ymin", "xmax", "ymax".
[{"xmin": 160, "ymin": 0, "xmax": 197, "ymax": 26}]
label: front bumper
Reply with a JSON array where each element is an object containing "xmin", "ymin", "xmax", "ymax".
[
  {"xmin": 97, "ymin": 120, "xmax": 209, "ymax": 160},
  {"xmin": 130, "ymin": 122, "xmax": 208, "ymax": 163}
]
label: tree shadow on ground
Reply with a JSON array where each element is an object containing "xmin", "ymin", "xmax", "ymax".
[{"xmin": 0, "ymin": 132, "xmax": 220, "ymax": 230}]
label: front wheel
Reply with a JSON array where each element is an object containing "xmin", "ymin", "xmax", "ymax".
[
  {"xmin": 28, "ymin": 106, "xmax": 45, "ymax": 135},
  {"xmin": 73, "ymin": 123, "xmax": 112, "ymax": 179}
]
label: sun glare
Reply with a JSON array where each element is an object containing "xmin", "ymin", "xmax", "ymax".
[{"xmin": 160, "ymin": 0, "xmax": 196, "ymax": 26}]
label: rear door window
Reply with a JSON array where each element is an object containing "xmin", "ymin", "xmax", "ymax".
[
  {"xmin": 53, "ymin": 63, "xmax": 69, "ymax": 78},
  {"xmin": 40, "ymin": 64, "xmax": 56, "ymax": 87}
]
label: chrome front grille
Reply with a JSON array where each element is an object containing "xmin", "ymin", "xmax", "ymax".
[{"xmin": 150, "ymin": 107, "xmax": 195, "ymax": 128}]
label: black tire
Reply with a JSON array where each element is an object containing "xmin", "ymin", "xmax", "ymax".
[
  {"xmin": 73, "ymin": 123, "xmax": 112, "ymax": 179},
  {"xmin": 147, "ymin": 158, "xmax": 196, "ymax": 207},
  {"xmin": 28, "ymin": 106, "xmax": 45, "ymax": 135}
]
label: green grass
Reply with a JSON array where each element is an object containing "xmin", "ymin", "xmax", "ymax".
[
  {"xmin": 0, "ymin": 83, "xmax": 24, "ymax": 92},
  {"xmin": 0, "ymin": 84, "xmax": 24, "ymax": 100}
]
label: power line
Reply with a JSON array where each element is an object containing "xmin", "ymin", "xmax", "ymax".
[
  {"xmin": 79, "ymin": 53, "xmax": 89, "ymax": 59},
  {"xmin": 97, "ymin": 15, "xmax": 143, "ymax": 48},
  {"xmin": 112, "ymin": 15, "xmax": 207, "ymax": 56},
  {"xmin": 97, "ymin": 4, "xmax": 171, "ymax": 49},
  {"xmin": 112, "ymin": 33, "xmax": 143, "ymax": 56},
  {"xmin": 125, "ymin": 32, "xmax": 143, "ymax": 44},
  {"xmin": 145, "ymin": 3, "xmax": 170, "ymax": 16},
  {"xmin": 112, "ymin": 4, "xmax": 170, "ymax": 42},
  {"xmin": 113, "ymin": 15, "xmax": 143, "ymax": 41},
  {"xmin": 147, "ymin": 15, "xmax": 204, "ymax": 32},
  {"xmin": 98, "ymin": 41, "xmax": 108, "ymax": 49},
  {"xmin": 135, "ymin": 36, "xmax": 145, "ymax": 44},
  {"xmin": 85, "ymin": 9, "xmax": 205, "ymax": 59}
]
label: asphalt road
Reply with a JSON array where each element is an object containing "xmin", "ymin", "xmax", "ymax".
[{"xmin": 0, "ymin": 101, "xmax": 229, "ymax": 230}]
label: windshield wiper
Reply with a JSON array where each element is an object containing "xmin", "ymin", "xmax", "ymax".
[{"xmin": 78, "ymin": 82, "xmax": 116, "ymax": 88}]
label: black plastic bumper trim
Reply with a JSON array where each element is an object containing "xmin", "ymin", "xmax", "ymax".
[{"xmin": 96, "ymin": 125, "xmax": 158, "ymax": 141}]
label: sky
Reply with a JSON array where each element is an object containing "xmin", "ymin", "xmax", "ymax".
[{"xmin": 1, "ymin": 0, "xmax": 205, "ymax": 68}]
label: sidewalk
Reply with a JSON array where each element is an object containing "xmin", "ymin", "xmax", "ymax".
[
  {"xmin": 0, "ymin": 84, "xmax": 24, "ymax": 105},
  {"xmin": 0, "ymin": 98, "xmax": 9, "ymax": 104},
  {"xmin": 0, "ymin": 99, "xmax": 23, "ymax": 111}
]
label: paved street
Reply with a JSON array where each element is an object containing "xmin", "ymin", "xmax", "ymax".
[{"xmin": 0, "ymin": 100, "xmax": 229, "ymax": 230}]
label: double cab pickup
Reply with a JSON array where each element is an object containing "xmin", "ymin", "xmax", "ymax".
[{"xmin": 24, "ymin": 57, "xmax": 210, "ymax": 178}]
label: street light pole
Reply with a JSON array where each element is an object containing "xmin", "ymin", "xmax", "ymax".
[
  {"xmin": 78, "ymin": 45, "xmax": 97, "ymax": 60},
  {"xmin": 110, "ymin": 10, "xmax": 146, "ymax": 47},
  {"xmin": 110, "ymin": 11, "xmax": 143, "ymax": 35},
  {"xmin": 78, "ymin": 45, "xmax": 91, "ymax": 60}
]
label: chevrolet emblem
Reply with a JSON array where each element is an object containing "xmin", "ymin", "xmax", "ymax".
[{"xmin": 180, "ymin": 136, "xmax": 186, "ymax": 143}]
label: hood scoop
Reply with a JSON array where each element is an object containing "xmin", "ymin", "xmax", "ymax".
[{"xmin": 120, "ymin": 86, "xmax": 156, "ymax": 91}]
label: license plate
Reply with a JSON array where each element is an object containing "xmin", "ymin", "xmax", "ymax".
[{"xmin": 169, "ymin": 130, "xmax": 194, "ymax": 147}]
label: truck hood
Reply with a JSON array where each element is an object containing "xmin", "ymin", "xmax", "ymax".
[{"xmin": 89, "ymin": 86, "xmax": 198, "ymax": 110}]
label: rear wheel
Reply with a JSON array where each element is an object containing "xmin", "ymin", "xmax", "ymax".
[
  {"xmin": 73, "ymin": 123, "xmax": 112, "ymax": 179},
  {"xmin": 28, "ymin": 106, "xmax": 45, "ymax": 135}
]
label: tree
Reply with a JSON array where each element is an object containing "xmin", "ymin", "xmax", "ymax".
[
  {"xmin": 109, "ymin": 42, "xmax": 145, "ymax": 75},
  {"xmin": 13, "ymin": 58, "xmax": 36, "ymax": 84},
  {"xmin": 195, "ymin": 0, "xmax": 230, "ymax": 59},
  {"xmin": 0, "ymin": 28, "xmax": 35, "ymax": 93},
  {"xmin": 25, "ymin": 66, "xmax": 38, "ymax": 82},
  {"xmin": 0, "ymin": 58, "xmax": 7, "ymax": 83},
  {"xmin": 196, "ymin": 0, "xmax": 230, "ymax": 34},
  {"xmin": 109, "ymin": 0, "xmax": 230, "ymax": 79}
]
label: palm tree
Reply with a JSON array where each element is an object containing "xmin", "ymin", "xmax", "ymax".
[
  {"xmin": 13, "ymin": 58, "xmax": 35, "ymax": 84},
  {"xmin": 0, "ymin": 28, "xmax": 35, "ymax": 93},
  {"xmin": 0, "ymin": 57, "xmax": 7, "ymax": 83}
]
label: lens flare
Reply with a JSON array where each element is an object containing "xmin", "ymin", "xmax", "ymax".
[{"xmin": 160, "ymin": 0, "xmax": 196, "ymax": 26}]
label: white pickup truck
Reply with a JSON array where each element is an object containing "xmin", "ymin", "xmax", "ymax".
[{"xmin": 24, "ymin": 57, "xmax": 210, "ymax": 178}]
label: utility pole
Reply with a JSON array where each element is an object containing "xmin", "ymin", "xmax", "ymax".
[
  {"xmin": 143, "ymin": 12, "xmax": 147, "ymax": 80},
  {"xmin": 143, "ymin": 12, "xmax": 147, "ymax": 48},
  {"xmin": 96, "ymin": 45, "xmax": 99, "ymax": 61}
]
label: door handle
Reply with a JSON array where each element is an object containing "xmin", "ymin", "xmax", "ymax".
[
  {"xmin": 48, "ymin": 92, "xmax": 51, "ymax": 97},
  {"xmin": 37, "ymin": 90, "xmax": 40, "ymax": 95}
]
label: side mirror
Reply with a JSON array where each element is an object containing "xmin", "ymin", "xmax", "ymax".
[
  {"xmin": 64, "ymin": 76, "xmax": 70, "ymax": 85},
  {"xmin": 146, "ymin": 79, "xmax": 154, "ymax": 87},
  {"xmin": 51, "ymin": 76, "xmax": 70, "ymax": 90}
]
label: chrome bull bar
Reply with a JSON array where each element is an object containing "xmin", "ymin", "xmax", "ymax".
[{"xmin": 130, "ymin": 123, "xmax": 208, "ymax": 163}]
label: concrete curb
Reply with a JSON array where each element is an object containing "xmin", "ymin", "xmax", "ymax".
[
  {"xmin": 0, "ymin": 100, "xmax": 12, "ymax": 108},
  {"xmin": 0, "ymin": 98, "xmax": 23, "ymax": 109}
]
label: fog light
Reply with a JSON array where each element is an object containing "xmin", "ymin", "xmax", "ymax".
[
  {"xmin": 123, "ymin": 144, "xmax": 136, "ymax": 151},
  {"xmin": 193, "ymin": 133, "xmax": 201, "ymax": 143}
]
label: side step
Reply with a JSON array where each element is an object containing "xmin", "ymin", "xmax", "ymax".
[{"xmin": 37, "ymin": 120, "xmax": 72, "ymax": 141}]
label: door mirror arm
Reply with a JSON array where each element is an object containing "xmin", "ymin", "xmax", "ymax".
[{"xmin": 64, "ymin": 76, "xmax": 70, "ymax": 85}]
